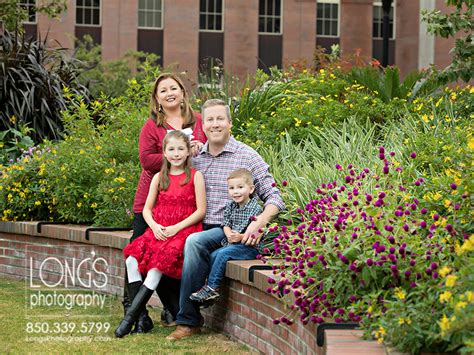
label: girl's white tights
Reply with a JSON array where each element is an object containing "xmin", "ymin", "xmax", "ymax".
[
  {"xmin": 143, "ymin": 268, "xmax": 162, "ymax": 290},
  {"xmin": 126, "ymin": 256, "xmax": 142, "ymax": 283},
  {"xmin": 126, "ymin": 256, "xmax": 163, "ymax": 290}
]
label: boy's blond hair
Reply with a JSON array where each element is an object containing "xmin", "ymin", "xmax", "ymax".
[{"xmin": 227, "ymin": 168, "xmax": 254, "ymax": 186}]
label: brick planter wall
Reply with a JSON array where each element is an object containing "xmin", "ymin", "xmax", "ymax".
[{"xmin": 0, "ymin": 221, "xmax": 382, "ymax": 354}]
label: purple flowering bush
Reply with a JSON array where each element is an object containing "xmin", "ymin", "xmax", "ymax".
[{"xmin": 264, "ymin": 146, "xmax": 472, "ymax": 352}]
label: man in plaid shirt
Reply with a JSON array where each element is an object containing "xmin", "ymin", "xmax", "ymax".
[{"xmin": 167, "ymin": 99, "xmax": 285, "ymax": 341}]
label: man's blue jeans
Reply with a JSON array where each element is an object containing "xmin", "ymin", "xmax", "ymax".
[
  {"xmin": 207, "ymin": 244, "xmax": 258, "ymax": 290},
  {"xmin": 176, "ymin": 226, "xmax": 225, "ymax": 326}
]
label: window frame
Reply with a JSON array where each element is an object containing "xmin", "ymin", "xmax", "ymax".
[
  {"xmin": 258, "ymin": 0, "xmax": 283, "ymax": 35},
  {"xmin": 138, "ymin": 0, "xmax": 164, "ymax": 30},
  {"xmin": 75, "ymin": 0, "xmax": 102, "ymax": 27},
  {"xmin": 316, "ymin": 0, "xmax": 340, "ymax": 38},
  {"xmin": 199, "ymin": 0, "xmax": 224, "ymax": 33},
  {"xmin": 373, "ymin": 1, "xmax": 396, "ymax": 40},
  {"xmin": 19, "ymin": 0, "xmax": 37, "ymax": 24}
]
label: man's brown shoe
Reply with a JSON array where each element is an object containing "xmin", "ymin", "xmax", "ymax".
[{"xmin": 166, "ymin": 325, "xmax": 201, "ymax": 341}]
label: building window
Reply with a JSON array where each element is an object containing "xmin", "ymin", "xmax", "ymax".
[
  {"xmin": 200, "ymin": 0, "xmax": 223, "ymax": 31},
  {"xmin": 19, "ymin": 0, "xmax": 37, "ymax": 23},
  {"xmin": 316, "ymin": 0, "xmax": 339, "ymax": 37},
  {"xmin": 258, "ymin": 0, "xmax": 282, "ymax": 34},
  {"xmin": 75, "ymin": 0, "xmax": 101, "ymax": 26},
  {"xmin": 138, "ymin": 0, "xmax": 163, "ymax": 29},
  {"xmin": 373, "ymin": 1, "xmax": 395, "ymax": 39}
]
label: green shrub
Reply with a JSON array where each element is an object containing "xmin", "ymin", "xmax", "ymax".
[{"xmin": 0, "ymin": 74, "xmax": 152, "ymax": 226}]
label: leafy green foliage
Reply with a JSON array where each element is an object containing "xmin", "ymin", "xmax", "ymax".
[
  {"xmin": 0, "ymin": 0, "xmax": 67, "ymax": 32},
  {"xmin": 73, "ymin": 36, "xmax": 161, "ymax": 99},
  {"xmin": 422, "ymin": 0, "xmax": 473, "ymax": 83},
  {"xmin": 0, "ymin": 76, "xmax": 153, "ymax": 226},
  {"xmin": 0, "ymin": 29, "xmax": 89, "ymax": 142},
  {"xmin": 348, "ymin": 65, "xmax": 437, "ymax": 103},
  {"xmin": 0, "ymin": 123, "xmax": 34, "ymax": 164}
]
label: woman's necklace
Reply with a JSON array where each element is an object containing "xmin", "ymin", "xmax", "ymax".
[{"xmin": 165, "ymin": 115, "xmax": 184, "ymax": 130}]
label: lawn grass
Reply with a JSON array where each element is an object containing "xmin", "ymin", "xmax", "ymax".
[{"xmin": 0, "ymin": 277, "xmax": 255, "ymax": 354}]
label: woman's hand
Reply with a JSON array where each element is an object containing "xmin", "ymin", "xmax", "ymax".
[
  {"xmin": 151, "ymin": 223, "xmax": 167, "ymax": 240},
  {"xmin": 190, "ymin": 140, "xmax": 204, "ymax": 157}
]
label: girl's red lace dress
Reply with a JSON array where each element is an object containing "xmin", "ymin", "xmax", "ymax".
[{"xmin": 123, "ymin": 169, "xmax": 202, "ymax": 279}]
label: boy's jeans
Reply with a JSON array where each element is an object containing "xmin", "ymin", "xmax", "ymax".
[{"xmin": 207, "ymin": 244, "xmax": 258, "ymax": 290}]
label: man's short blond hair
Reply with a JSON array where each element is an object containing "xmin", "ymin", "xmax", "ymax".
[
  {"xmin": 202, "ymin": 99, "xmax": 232, "ymax": 122},
  {"xmin": 227, "ymin": 168, "xmax": 254, "ymax": 185}
]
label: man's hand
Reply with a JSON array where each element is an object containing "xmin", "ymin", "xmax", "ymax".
[{"xmin": 242, "ymin": 220, "xmax": 265, "ymax": 246}]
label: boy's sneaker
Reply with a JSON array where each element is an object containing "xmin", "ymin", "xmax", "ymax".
[{"xmin": 189, "ymin": 285, "xmax": 220, "ymax": 304}]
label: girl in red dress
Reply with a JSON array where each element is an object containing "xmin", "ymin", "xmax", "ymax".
[{"xmin": 115, "ymin": 130, "xmax": 206, "ymax": 338}]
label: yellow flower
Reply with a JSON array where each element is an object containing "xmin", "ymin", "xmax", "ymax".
[
  {"xmin": 458, "ymin": 235, "xmax": 474, "ymax": 254},
  {"xmin": 439, "ymin": 266, "xmax": 451, "ymax": 277},
  {"xmin": 398, "ymin": 318, "xmax": 412, "ymax": 325},
  {"xmin": 79, "ymin": 150, "xmax": 85, "ymax": 155},
  {"xmin": 114, "ymin": 177, "xmax": 126, "ymax": 184},
  {"xmin": 439, "ymin": 314, "xmax": 450, "ymax": 335},
  {"xmin": 444, "ymin": 199, "xmax": 451, "ymax": 208},
  {"xmin": 466, "ymin": 291, "xmax": 474, "ymax": 303},
  {"xmin": 445, "ymin": 275, "xmax": 457, "ymax": 287},
  {"xmin": 432, "ymin": 192, "xmax": 442, "ymax": 201},
  {"xmin": 34, "ymin": 201, "xmax": 41, "ymax": 206},
  {"xmin": 440, "ymin": 291, "xmax": 452, "ymax": 303},
  {"xmin": 468, "ymin": 137, "xmax": 474, "ymax": 150},
  {"xmin": 454, "ymin": 301, "xmax": 467, "ymax": 312},
  {"xmin": 77, "ymin": 202, "xmax": 82, "ymax": 208},
  {"xmin": 91, "ymin": 202, "xmax": 98, "ymax": 208},
  {"xmin": 95, "ymin": 145, "xmax": 102, "ymax": 151},
  {"xmin": 367, "ymin": 306, "xmax": 373, "ymax": 313},
  {"xmin": 394, "ymin": 288, "xmax": 406, "ymax": 300}
]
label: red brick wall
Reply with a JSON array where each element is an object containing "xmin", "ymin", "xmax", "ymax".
[
  {"xmin": 163, "ymin": 0, "xmax": 199, "ymax": 81},
  {"xmin": 340, "ymin": 0, "xmax": 373, "ymax": 60},
  {"xmin": 395, "ymin": 0, "xmax": 420, "ymax": 77},
  {"xmin": 434, "ymin": 0, "xmax": 457, "ymax": 70},
  {"xmin": 0, "ymin": 221, "xmax": 320, "ymax": 353},
  {"xmin": 282, "ymin": 0, "xmax": 316, "ymax": 68},
  {"xmin": 0, "ymin": 231, "xmax": 125, "ymax": 296},
  {"xmin": 102, "ymin": 0, "xmax": 138, "ymax": 61},
  {"xmin": 203, "ymin": 279, "xmax": 319, "ymax": 354},
  {"xmin": 223, "ymin": 0, "xmax": 259, "ymax": 79}
]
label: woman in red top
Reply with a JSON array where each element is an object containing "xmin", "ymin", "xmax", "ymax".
[{"xmin": 124, "ymin": 73, "xmax": 207, "ymax": 333}]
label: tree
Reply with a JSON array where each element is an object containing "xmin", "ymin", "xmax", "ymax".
[
  {"xmin": 0, "ymin": 0, "xmax": 67, "ymax": 32},
  {"xmin": 422, "ymin": 0, "xmax": 473, "ymax": 83}
]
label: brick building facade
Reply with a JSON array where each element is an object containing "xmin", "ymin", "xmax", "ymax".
[{"xmin": 21, "ymin": 0, "xmax": 456, "ymax": 81}]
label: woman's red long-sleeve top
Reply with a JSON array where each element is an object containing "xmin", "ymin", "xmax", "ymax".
[{"xmin": 132, "ymin": 113, "xmax": 206, "ymax": 213}]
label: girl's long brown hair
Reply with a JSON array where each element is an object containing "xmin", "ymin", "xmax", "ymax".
[
  {"xmin": 157, "ymin": 130, "xmax": 193, "ymax": 192},
  {"xmin": 150, "ymin": 73, "xmax": 195, "ymax": 129}
]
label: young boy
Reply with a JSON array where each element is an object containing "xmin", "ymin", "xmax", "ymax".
[{"xmin": 189, "ymin": 168, "xmax": 263, "ymax": 305}]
